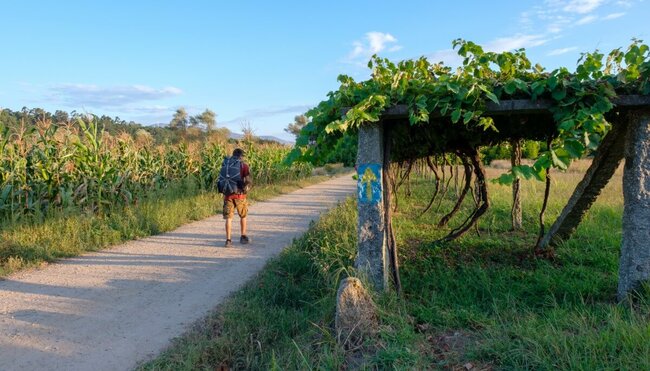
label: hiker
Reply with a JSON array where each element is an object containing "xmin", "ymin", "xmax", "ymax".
[{"xmin": 217, "ymin": 148, "xmax": 252, "ymax": 247}]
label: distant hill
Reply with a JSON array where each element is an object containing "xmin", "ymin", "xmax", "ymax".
[
  {"xmin": 259, "ymin": 135, "xmax": 294, "ymax": 145},
  {"xmin": 228, "ymin": 132, "xmax": 294, "ymax": 145},
  {"xmin": 145, "ymin": 126, "xmax": 293, "ymax": 145}
]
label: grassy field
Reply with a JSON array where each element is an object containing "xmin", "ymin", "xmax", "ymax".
[{"xmin": 141, "ymin": 161, "xmax": 650, "ymax": 370}]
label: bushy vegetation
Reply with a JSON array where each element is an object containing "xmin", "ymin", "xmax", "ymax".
[{"xmin": 481, "ymin": 140, "xmax": 542, "ymax": 164}]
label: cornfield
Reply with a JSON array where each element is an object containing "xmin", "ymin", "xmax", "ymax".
[{"xmin": 0, "ymin": 120, "xmax": 312, "ymax": 221}]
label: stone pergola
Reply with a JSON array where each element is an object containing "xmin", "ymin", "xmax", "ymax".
[{"xmin": 352, "ymin": 96, "xmax": 650, "ymax": 301}]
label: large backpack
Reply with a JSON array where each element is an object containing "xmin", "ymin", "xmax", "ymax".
[{"xmin": 217, "ymin": 156, "xmax": 242, "ymax": 195}]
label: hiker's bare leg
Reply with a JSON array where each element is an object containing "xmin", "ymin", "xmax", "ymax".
[
  {"xmin": 241, "ymin": 217, "xmax": 247, "ymax": 236},
  {"xmin": 225, "ymin": 218, "xmax": 232, "ymax": 240}
]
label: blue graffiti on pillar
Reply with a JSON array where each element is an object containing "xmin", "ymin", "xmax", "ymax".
[{"xmin": 357, "ymin": 163, "xmax": 382, "ymax": 204}]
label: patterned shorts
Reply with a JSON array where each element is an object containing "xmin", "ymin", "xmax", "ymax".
[{"xmin": 223, "ymin": 198, "xmax": 248, "ymax": 219}]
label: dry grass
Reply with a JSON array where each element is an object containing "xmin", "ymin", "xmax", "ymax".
[{"xmin": 489, "ymin": 158, "xmax": 624, "ymax": 174}]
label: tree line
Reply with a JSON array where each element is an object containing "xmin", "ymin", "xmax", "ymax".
[{"xmin": 0, "ymin": 106, "xmax": 228, "ymax": 145}]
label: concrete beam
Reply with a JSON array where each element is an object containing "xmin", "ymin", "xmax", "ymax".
[{"xmin": 343, "ymin": 95, "xmax": 650, "ymax": 119}]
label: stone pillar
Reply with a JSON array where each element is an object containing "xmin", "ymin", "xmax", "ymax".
[
  {"xmin": 618, "ymin": 109, "xmax": 650, "ymax": 301},
  {"xmin": 355, "ymin": 123, "xmax": 389, "ymax": 291}
]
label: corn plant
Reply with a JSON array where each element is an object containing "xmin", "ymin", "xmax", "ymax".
[{"xmin": 0, "ymin": 119, "xmax": 313, "ymax": 221}]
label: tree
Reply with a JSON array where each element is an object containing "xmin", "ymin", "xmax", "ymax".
[
  {"xmin": 241, "ymin": 121, "xmax": 256, "ymax": 142},
  {"xmin": 208, "ymin": 127, "xmax": 231, "ymax": 143},
  {"xmin": 29, "ymin": 108, "xmax": 51, "ymax": 123},
  {"xmin": 169, "ymin": 107, "xmax": 188, "ymax": 131},
  {"xmin": 134, "ymin": 129, "xmax": 153, "ymax": 147},
  {"xmin": 285, "ymin": 114, "xmax": 308, "ymax": 137},
  {"xmin": 198, "ymin": 109, "xmax": 217, "ymax": 132},
  {"xmin": 189, "ymin": 115, "xmax": 200, "ymax": 128},
  {"xmin": 53, "ymin": 110, "xmax": 69, "ymax": 124},
  {"xmin": 0, "ymin": 109, "xmax": 18, "ymax": 128}
]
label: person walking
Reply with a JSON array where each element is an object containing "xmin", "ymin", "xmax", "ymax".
[{"xmin": 218, "ymin": 148, "xmax": 251, "ymax": 247}]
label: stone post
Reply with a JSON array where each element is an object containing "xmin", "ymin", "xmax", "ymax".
[
  {"xmin": 618, "ymin": 109, "xmax": 650, "ymax": 301},
  {"xmin": 355, "ymin": 123, "xmax": 389, "ymax": 291}
]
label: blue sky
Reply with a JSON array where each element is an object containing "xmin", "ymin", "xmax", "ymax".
[{"xmin": 1, "ymin": 0, "xmax": 648, "ymax": 141}]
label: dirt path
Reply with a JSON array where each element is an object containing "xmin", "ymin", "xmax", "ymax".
[{"xmin": 0, "ymin": 175, "xmax": 356, "ymax": 371}]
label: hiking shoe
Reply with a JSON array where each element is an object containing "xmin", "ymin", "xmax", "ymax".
[
  {"xmin": 225, "ymin": 239, "xmax": 233, "ymax": 248},
  {"xmin": 240, "ymin": 235, "xmax": 250, "ymax": 244}
]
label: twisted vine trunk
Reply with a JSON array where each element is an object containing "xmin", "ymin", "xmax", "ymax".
[
  {"xmin": 392, "ymin": 161, "xmax": 414, "ymax": 212},
  {"xmin": 534, "ymin": 166, "xmax": 552, "ymax": 252},
  {"xmin": 383, "ymin": 133, "xmax": 401, "ymax": 294},
  {"xmin": 511, "ymin": 138, "xmax": 523, "ymax": 231},
  {"xmin": 420, "ymin": 156, "xmax": 441, "ymax": 216},
  {"xmin": 538, "ymin": 120, "xmax": 627, "ymax": 249},
  {"xmin": 438, "ymin": 148, "xmax": 489, "ymax": 243},
  {"xmin": 438, "ymin": 153, "xmax": 472, "ymax": 227}
]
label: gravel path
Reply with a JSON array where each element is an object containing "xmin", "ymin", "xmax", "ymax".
[{"xmin": 0, "ymin": 175, "xmax": 356, "ymax": 371}]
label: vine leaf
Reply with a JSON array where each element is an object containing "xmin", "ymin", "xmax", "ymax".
[
  {"xmin": 451, "ymin": 108, "xmax": 462, "ymax": 123},
  {"xmin": 563, "ymin": 140, "xmax": 585, "ymax": 158},
  {"xmin": 552, "ymin": 89, "xmax": 567, "ymax": 101},
  {"xmin": 551, "ymin": 149, "xmax": 570, "ymax": 170}
]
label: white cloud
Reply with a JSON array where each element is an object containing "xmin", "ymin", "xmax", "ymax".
[
  {"xmin": 603, "ymin": 12, "xmax": 625, "ymax": 19},
  {"xmin": 121, "ymin": 105, "xmax": 172, "ymax": 115},
  {"xmin": 221, "ymin": 104, "xmax": 311, "ymax": 126},
  {"xmin": 426, "ymin": 34, "xmax": 548, "ymax": 66},
  {"xmin": 526, "ymin": 4, "xmax": 573, "ymax": 34},
  {"xmin": 484, "ymin": 34, "xmax": 549, "ymax": 52},
  {"xmin": 548, "ymin": 46, "xmax": 579, "ymax": 55},
  {"xmin": 562, "ymin": 0, "xmax": 605, "ymax": 13},
  {"xmin": 243, "ymin": 105, "xmax": 312, "ymax": 117},
  {"xmin": 48, "ymin": 84, "xmax": 182, "ymax": 108},
  {"xmin": 514, "ymin": 0, "xmax": 636, "ymax": 45},
  {"xmin": 367, "ymin": 32, "xmax": 397, "ymax": 53},
  {"xmin": 576, "ymin": 14, "xmax": 598, "ymax": 24},
  {"xmin": 347, "ymin": 32, "xmax": 401, "ymax": 61},
  {"xmin": 426, "ymin": 49, "xmax": 463, "ymax": 66}
]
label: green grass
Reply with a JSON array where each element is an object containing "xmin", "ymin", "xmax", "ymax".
[
  {"xmin": 389, "ymin": 167, "xmax": 650, "ymax": 370},
  {"xmin": 141, "ymin": 164, "xmax": 650, "ymax": 370},
  {"xmin": 0, "ymin": 174, "xmax": 341, "ymax": 277},
  {"xmin": 391, "ymin": 174, "xmax": 650, "ymax": 370}
]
